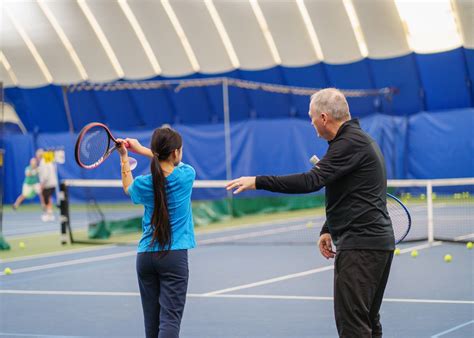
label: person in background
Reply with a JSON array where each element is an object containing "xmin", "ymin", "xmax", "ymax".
[
  {"xmin": 36, "ymin": 148, "xmax": 58, "ymax": 222},
  {"xmin": 12, "ymin": 157, "xmax": 44, "ymax": 210}
]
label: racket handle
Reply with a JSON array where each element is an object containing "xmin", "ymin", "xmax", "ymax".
[
  {"xmin": 116, "ymin": 139, "xmax": 130, "ymax": 148},
  {"xmin": 310, "ymin": 155, "xmax": 320, "ymax": 166}
]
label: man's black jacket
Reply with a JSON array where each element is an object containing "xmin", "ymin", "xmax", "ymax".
[{"xmin": 255, "ymin": 119, "xmax": 395, "ymax": 251}]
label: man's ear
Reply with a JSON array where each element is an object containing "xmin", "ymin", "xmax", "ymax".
[{"xmin": 321, "ymin": 112, "xmax": 327, "ymax": 124}]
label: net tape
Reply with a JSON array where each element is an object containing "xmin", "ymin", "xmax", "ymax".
[{"xmin": 62, "ymin": 177, "xmax": 474, "ymax": 189}]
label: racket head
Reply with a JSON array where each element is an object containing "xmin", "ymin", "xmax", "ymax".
[
  {"xmin": 386, "ymin": 193, "xmax": 412, "ymax": 244},
  {"xmin": 75, "ymin": 122, "xmax": 118, "ymax": 169}
]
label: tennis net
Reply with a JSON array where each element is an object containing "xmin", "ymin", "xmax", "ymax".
[
  {"xmin": 59, "ymin": 177, "xmax": 473, "ymax": 246},
  {"xmin": 388, "ymin": 178, "xmax": 474, "ymax": 243}
]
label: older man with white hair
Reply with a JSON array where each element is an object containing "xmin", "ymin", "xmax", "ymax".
[{"xmin": 227, "ymin": 88, "xmax": 395, "ymax": 338}]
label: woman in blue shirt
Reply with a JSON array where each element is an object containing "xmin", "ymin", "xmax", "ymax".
[{"xmin": 117, "ymin": 127, "xmax": 196, "ymax": 338}]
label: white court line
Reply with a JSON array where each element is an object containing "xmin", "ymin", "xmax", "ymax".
[
  {"xmin": 0, "ymin": 239, "xmax": 440, "ymax": 278},
  {"xmin": 2, "ymin": 215, "xmax": 322, "ymax": 264},
  {"xmin": 431, "ymin": 320, "xmax": 474, "ymax": 337},
  {"xmin": 202, "ymin": 265, "xmax": 335, "ymax": 296},
  {"xmin": 0, "ymin": 250, "xmax": 135, "ymax": 276},
  {"xmin": 196, "ymin": 214, "xmax": 323, "ymax": 235},
  {"xmin": 1, "ymin": 290, "xmax": 472, "ymax": 305},
  {"xmin": 399, "ymin": 241, "xmax": 442, "ymax": 254},
  {"xmin": 6, "ymin": 229, "xmax": 62, "ymax": 240},
  {"xmin": 454, "ymin": 233, "xmax": 474, "ymax": 241},
  {"xmin": 0, "ymin": 333, "xmax": 86, "ymax": 337},
  {"xmin": 0, "ymin": 244, "xmax": 120, "ymax": 263},
  {"xmin": 0, "ymin": 290, "xmax": 138, "ymax": 296},
  {"xmin": 192, "ymin": 294, "xmax": 474, "ymax": 305},
  {"xmin": 192, "ymin": 293, "xmax": 334, "ymax": 301},
  {"xmin": 203, "ymin": 241, "xmax": 443, "ymax": 296}
]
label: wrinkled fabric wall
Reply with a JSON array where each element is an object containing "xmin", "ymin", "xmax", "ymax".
[
  {"xmin": 5, "ymin": 48, "xmax": 473, "ymax": 133},
  {"xmin": 3, "ymin": 108, "xmax": 472, "ymax": 203}
]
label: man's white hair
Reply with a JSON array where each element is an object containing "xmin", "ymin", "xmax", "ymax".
[{"xmin": 310, "ymin": 88, "xmax": 351, "ymax": 121}]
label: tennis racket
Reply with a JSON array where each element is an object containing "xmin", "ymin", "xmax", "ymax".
[
  {"xmin": 386, "ymin": 193, "xmax": 411, "ymax": 244},
  {"xmin": 309, "ymin": 155, "xmax": 411, "ymax": 244},
  {"xmin": 75, "ymin": 122, "xmax": 137, "ymax": 170}
]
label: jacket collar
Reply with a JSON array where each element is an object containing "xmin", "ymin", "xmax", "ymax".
[{"xmin": 328, "ymin": 119, "xmax": 360, "ymax": 144}]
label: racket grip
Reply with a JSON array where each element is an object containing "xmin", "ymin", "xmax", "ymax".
[
  {"xmin": 309, "ymin": 155, "xmax": 320, "ymax": 166},
  {"xmin": 117, "ymin": 140, "xmax": 130, "ymax": 148}
]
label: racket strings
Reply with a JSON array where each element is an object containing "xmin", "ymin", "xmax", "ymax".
[
  {"xmin": 79, "ymin": 126, "xmax": 111, "ymax": 167},
  {"xmin": 387, "ymin": 197, "xmax": 410, "ymax": 243}
]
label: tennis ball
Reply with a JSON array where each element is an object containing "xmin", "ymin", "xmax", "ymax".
[
  {"xmin": 444, "ymin": 254, "xmax": 452, "ymax": 263},
  {"xmin": 410, "ymin": 250, "xmax": 419, "ymax": 258},
  {"xmin": 466, "ymin": 242, "xmax": 473, "ymax": 249},
  {"xmin": 394, "ymin": 248, "xmax": 401, "ymax": 256},
  {"xmin": 19, "ymin": 241, "xmax": 25, "ymax": 249},
  {"xmin": 3, "ymin": 267, "xmax": 12, "ymax": 275},
  {"xmin": 306, "ymin": 221, "xmax": 313, "ymax": 228}
]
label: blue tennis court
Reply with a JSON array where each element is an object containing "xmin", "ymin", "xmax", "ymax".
[
  {"xmin": 1, "ymin": 215, "xmax": 472, "ymax": 338},
  {"xmin": 1, "ymin": 2, "xmax": 474, "ymax": 337}
]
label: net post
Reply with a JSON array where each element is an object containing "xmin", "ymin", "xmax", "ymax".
[
  {"xmin": 426, "ymin": 181, "xmax": 434, "ymax": 243},
  {"xmin": 59, "ymin": 182, "xmax": 73, "ymax": 245},
  {"xmin": 0, "ymin": 83, "xmax": 9, "ymax": 251},
  {"xmin": 222, "ymin": 78, "xmax": 234, "ymax": 216}
]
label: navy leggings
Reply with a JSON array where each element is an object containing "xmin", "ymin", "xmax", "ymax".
[{"xmin": 136, "ymin": 250, "xmax": 189, "ymax": 338}]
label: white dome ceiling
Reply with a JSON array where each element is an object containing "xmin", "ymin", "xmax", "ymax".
[{"xmin": 1, "ymin": 0, "xmax": 472, "ymax": 88}]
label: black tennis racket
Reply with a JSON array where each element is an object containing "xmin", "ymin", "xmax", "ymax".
[
  {"xmin": 75, "ymin": 122, "xmax": 136, "ymax": 170},
  {"xmin": 386, "ymin": 193, "xmax": 411, "ymax": 244},
  {"xmin": 309, "ymin": 155, "xmax": 411, "ymax": 244}
]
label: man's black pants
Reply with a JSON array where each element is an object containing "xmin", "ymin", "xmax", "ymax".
[{"xmin": 334, "ymin": 250, "xmax": 393, "ymax": 338}]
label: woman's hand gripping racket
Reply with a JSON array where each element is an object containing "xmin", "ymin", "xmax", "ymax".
[
  {"xmin": 75, "ymin": 122, "xmax": 137, "ymax": 170},
  {"xmin": 309, "ymin": 154, "xmax": 411, "ymax": 244}
]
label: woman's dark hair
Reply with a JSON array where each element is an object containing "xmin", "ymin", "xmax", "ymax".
[{"xmin": 150, "ymin": 127, "xmax": 182, "ymax": 251}]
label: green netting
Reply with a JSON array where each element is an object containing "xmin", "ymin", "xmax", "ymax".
[
  {"xmin": 88, "ymin": 217, "xmax": 142, "ymax": 239},
  {"xmin": 0, "ymin": 234, "xmax": 11, "ymax": 250},
  {"xmin": 88, "ymin": 195, "xmax": 324, "ymax": 239},
  {"xmin": 193, "ymin": 194, "xmax": 325, "ymax": 226}
]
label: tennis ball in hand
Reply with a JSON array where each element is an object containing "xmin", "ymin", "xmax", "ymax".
[
  {"xmin": 410, "ymin": 250, "xmax": 419, "ymax": 258},
  {"xmin": 394, "ymin": 248, "xmax": 401, "ymax": 256},
  {"xmin": 3, "ymin": 267, "xmax": 12, "ymax": 275},
  {"xmin": 444, "ymin": 254, "xmax": 452, "ymax": 262},
  {"xmin": 467, "ymin": 242, "xmax": 473, "ymax": 249},
  {"xmin": 19, "ymin": 241, "xmax": 25, "ymax": 249}
]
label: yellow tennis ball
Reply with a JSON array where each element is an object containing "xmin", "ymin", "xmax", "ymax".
[
  {"xmin": 19, "ymin": 241, "xmax": 25, "ymax": 249},
  {"xmin": 410, "ymin": 250, "xmax": 418, "ymax": 258},
  {"xmin": 306, "ymin": 221, "xmax": 313, "ymax": 228},
  {"xmin": 3, "ymin": 267, "xmax": 12, "ymax": 275},
  {"xmin": 467, "ymin": 242, "xmax": 473, "ymax": 249},
  {"xmin": 394, "ymin": 248, "xmax": 401, "ymax": 256},
  {"xmin": 444, "ymin": 254, "xmax": 452, "ymax": 262}
]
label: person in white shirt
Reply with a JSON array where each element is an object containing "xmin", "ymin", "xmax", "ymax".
[{"xmin": 36, "ymin": 149, "xmax": 58, "ymax": 222}]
